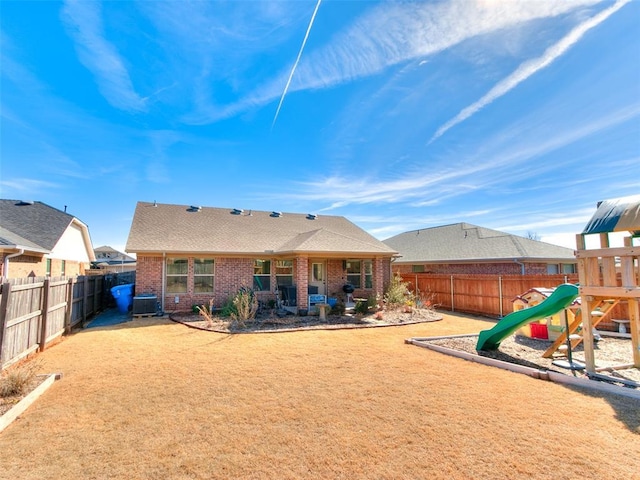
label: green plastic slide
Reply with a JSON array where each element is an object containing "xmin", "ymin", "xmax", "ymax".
[{"xmin": 476, "ymin": 283, "xmax": 579, "ymax": 351}]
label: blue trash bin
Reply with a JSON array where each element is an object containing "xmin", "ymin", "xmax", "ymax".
[{"xmin": 111, "ymin": 284, "xmax": 134, "ymax": 313}]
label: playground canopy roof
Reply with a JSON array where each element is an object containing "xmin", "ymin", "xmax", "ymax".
[{"xmin": 582, "ymin": 195, "xmax": 640, "ymax": 236}]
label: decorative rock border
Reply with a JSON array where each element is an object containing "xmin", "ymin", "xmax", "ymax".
[{"xmin": 0, "ymin": 373, "xmax": 62, "ymax": 434}]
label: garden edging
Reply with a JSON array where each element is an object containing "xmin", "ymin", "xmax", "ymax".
[
  {"xmin": 0, "ymin": 373, "xmax": 62, "ymax": 434},
  {"xmin": 406, "ymin": 336, "xmax": 640, "ymax": 400}
]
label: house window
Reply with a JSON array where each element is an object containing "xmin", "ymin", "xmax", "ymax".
[
  {"xmin": 412, "ymin": 265, "xmax": 425, "ymax": 273},
  {"xmin": 561, "ymin": 263, "xmax": 576, "ymax": 274},
  {"xmin": 364, "ymin": 260, "xmax": 373, "ymax": 289},
  {"xmin": 546, "ymin": 264, "xmax": 559, "ymax": 274},
  {"xmin": 194, "ymin": 258, "xmax": 214, "ymax": 293},
  {"xmin": 346, "ymin": 260, "xmax": 361, "ymax": 288},
  {"xmin": 61, "ymin": 260, "xmax": 66, "ymax": 277},
  {"xmin": 46, "ymin": 259, "xmax": 51, "ymax": 276},
  {"xmin": 275, "ymin": 260, "xmax": 293, "ymax": 287},
  {"xmin": 254, "ymin": 259, "xmax": 271, "ymax": 291},
  {"xmin": 166, "ymin": 258, "xmax": 188, "ymax": 293}
]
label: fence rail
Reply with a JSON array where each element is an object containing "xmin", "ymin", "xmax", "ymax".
[
  {"xmin": 0, "ymin": 271, "xmax": 135, "ymax": 369},
  {"xmin": 399, "ymin": 273, "xmax": 627, "ymax": 330}
]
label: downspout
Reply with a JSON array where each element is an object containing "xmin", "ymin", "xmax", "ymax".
[
  {"xmin": 514, "ymin": 259, "xmax": 525, "ymax": 275},
  {"xmin": 3, "ymin": 249, "xmax": 24, "ymax": 278},
  {"xmin": 162, "ymin": 252, "xmax": 166, "ymax": 312}
]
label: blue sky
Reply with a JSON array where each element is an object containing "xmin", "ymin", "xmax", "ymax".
[{"xmin": 1, "ymin": 0, "xmax": 638, "ymax": 253}]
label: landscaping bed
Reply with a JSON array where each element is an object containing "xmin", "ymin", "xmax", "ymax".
[{"xmin": 170, "ymin": 307, "xmax": 443, "ymax": 333}]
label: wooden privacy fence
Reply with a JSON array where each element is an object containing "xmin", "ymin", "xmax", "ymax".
[
  {"xmin": 0, "ymin": 272, "xmax": 135, "ymax": 370},
  {"xmin": 400, "ymin": 273, "xmax": 581, "ymax": 319}
]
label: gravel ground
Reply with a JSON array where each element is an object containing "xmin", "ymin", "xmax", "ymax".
[{"xmin": 425, "ymin": 334, "xmax": 640, "ymax": 388}]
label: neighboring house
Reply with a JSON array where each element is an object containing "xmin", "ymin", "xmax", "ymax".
[
  {"xmin": 0, "ymin": 200, "xmax": 95, "ymax": 279},
  {"xmin": 126, "ymin": 201, "xmax": 397, "ymax": 312},
  {"xmin": 384, "ymin": 223, "xmax": 577, "ymax": 275},
  {"xmin": 93, "ymin": 245, "xmax": 137, "ymax": 272}
]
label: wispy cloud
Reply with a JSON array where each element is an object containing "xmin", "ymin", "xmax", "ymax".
[
  {"xmin": 0, "ymin": 178, "xmax": 61, "ymax": 195},
  {"xmin": 61, "ymin": 0, "xmax": 146, "ymax": 112},
  {"xmin": 272, "ymin": 0, "xmax": 322, "ymax": 128},
  {"xmin": 260, "ymin": 98, "xmax": 638, "ymax": 212},
  {"xmin": 429, "ymin": 0, "xmax": 629, "ymax": 142},
  {"xmin": 189, "ymin": 0, "xmax": 599, "ymax": 123}
]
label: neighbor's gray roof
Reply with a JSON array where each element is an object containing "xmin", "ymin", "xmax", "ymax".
[
  {"xmin": 0, "ymin": 200, "xmax": 76, "ymax": 252},
  {"xmin": 94, "ymin": 245, "xmax": 136, "ymax": 263},
  {"xmin": 126, "ymin": 202, "xmax": 397, "ymax": 256},
  {"xmin": 383, "ymin": 223, "xmax": 576, "ymax": 264}
]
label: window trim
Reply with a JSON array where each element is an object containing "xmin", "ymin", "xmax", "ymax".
[
  {"xmin": 193, "ymin": 257, "xmax": 215, "ymax": 294},
  {"xmin": 166, "ymin": 257, "xmax": 188, "ymax": 294},
  {"xmin": 253, "ymin": 259, "xmax": 271, "ymax": 292}
]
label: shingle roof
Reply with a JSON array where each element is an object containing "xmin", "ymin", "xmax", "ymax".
[
  {"xmin": 383, "ymin": 223, "xmax": 576, "ymax": 263},
  {"xmin": 0, "ymin": 200, "xmax": 75, "ymax": 252},
  {"xmin": 126, "ymin": 202, "xmax": 397, "ymax": 256},
  {"xmin": 94, "ymin": 245, "xmax": 136, "ymax": 263}
]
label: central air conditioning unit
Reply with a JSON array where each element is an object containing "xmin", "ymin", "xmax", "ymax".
[{"xmin": 132, "ymin": 294, "xmax": 158, "ymax": 317}]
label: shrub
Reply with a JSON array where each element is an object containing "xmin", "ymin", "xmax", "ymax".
[
  {"xmin": 0, "ymin": 361, "xmax": 40, "ymax": 397},
  {"xmin": 229, "ymin": 287, "xmax": 258, "ymax": 329},
  {"xmin": 354, "ymin": 300, "xmax": 369, "ymax": 315},
  {"xmin": 384, "ymin": 274, "xmax": 414, "ymax": 309},
  {"xmin": 330, "ymin": 301, "xmax": 345, "ymax": 316},
  {"xmin": 354, "ymin": 296, "xmax": 377, "ymax": 315}
]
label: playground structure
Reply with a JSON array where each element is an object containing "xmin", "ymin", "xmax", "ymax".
[
  {"xmin": 575, "ymin": 196, "xmax": 640, "ymax": 375},
  {"xmin": 476, "ymin": 196, "xmax": 639, "ymax": 377},
  {"xmin": 513, "ymin": 287, "xmax": 580, "ymax": 341},
  {"xmin": 476, "ymin": 284, "xmax": 579, "ymax": 351}
]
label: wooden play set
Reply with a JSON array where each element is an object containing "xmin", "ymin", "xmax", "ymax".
[
  {"xmin": 511, "ymin": 196, "xmax": 639, "ymax": 379},
  {"xmin": 569, "ymin": 197, "xmax": 639, "ymax": 376}
]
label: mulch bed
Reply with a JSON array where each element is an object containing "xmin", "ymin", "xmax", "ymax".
[{"xmin": 170, "ymin": 308, "xmax": 443, "ymax": 333}]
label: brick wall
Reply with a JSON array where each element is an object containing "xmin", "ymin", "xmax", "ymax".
[
  {"xmin": 393, "ymin": 262, "xmax": 565, "ymax": 275},
  {"xmin": 137, "ymin": 254, "xmax": 395, "ymax": 313},
  {"xmin": 0, "ymin": 254, "xmax": 87, "ymax": 278}
]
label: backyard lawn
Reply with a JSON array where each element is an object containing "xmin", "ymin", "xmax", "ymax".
[{"xmin": 0, "ymin": 312, "xmax": 638, "ymax": 479}]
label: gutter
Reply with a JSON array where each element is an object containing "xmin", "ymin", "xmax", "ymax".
[
  {"xmin": 3, "ymin": 248, "xmax": 24, "ymax": 278},
  {"xmin": 162, "ymin": 252, "xmax": 166, "ymax": 311}
]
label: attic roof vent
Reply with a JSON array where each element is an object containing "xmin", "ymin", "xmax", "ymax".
[
  {"xmin": 231, "ymin": 208, "xmax": 244, "ymax": 215},
  {"xmin": 15, "ymin": 200, "xmax": 34, "ymax": 206},
  {"xmin": 187, "ymin": 205, "xmax": 202, "ymax": 212},
  {"xmin": 306, "ymin": 213, "xmax": 318, "ymax": 220},
  {"xmin": 270, "ymin": 211, "xmax": 283, "ymax": 218}
]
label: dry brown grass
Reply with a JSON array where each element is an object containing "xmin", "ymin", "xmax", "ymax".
[{"xmin": 0, "ymin": 312, "xmax": 638, "ymax": 480}]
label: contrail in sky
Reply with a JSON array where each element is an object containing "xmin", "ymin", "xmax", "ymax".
[
  {"xmin": 272, "ymin": 0, "xmax": 322, "ymax": 129},
  {"xmin": 429, "ymin": 0, "xmax": 629, "ymax": 143}
]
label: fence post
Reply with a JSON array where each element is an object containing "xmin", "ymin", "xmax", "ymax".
[
  {"xmin": 65, "ymin": 278, "xmax": 74, "ymax": 334},
  {"xmin": 82, "ymin": 276, "xmax": 89, "ymax": 326},
  {"xmin": 450, "ymin": 275, "xmax": 455, "ymax": 312},
  {"xmin": 39, "ymin": 277, "xmax": 51, "ymax": 352},
  {"xmin": 93, "ymin": 276, "xmax": 99, "ymax": 315},
  {"xmin": 0, "ymin": 282, "xmax": 12, "ymax": 368},
  {"xmin": 498, "ymin": 276, "xmax": 503, "ymax": 318}
]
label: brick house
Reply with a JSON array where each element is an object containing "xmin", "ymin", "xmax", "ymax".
[
  {"xmin": 93, "ymin": 245, "xmax": 137, "ymax": 273},
  {"xmin": 0, "ymin": 199, "xmax": 95, "ymax": 279},
  {"xmin": 125, "ymin": 202, "xmax": 397, "ymax": 312},
  {"xmin": 384, "ymin": 223, "xmax": 577, "ymax": 275}
]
